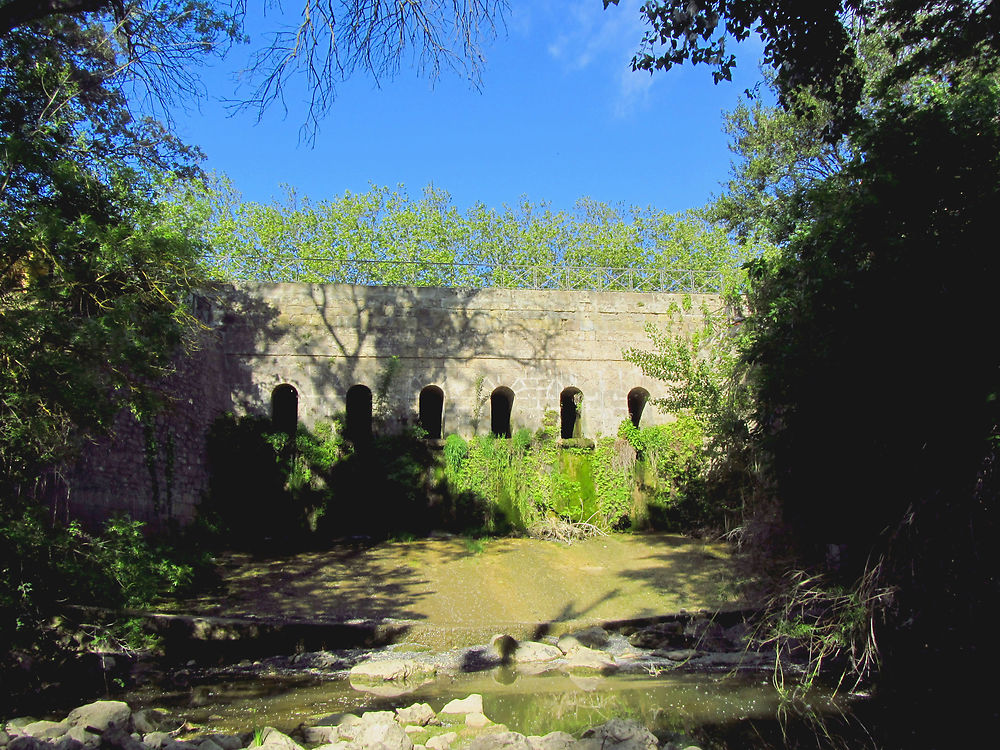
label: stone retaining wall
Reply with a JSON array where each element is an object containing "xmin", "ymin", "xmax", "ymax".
[{"xmin": 63, "ymin": 283, "xmax": 725, "ymax": 527}]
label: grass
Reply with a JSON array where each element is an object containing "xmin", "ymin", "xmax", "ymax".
[{"xmin": 462, "ymin": 536, "xmax": 487, "ymax": 554}]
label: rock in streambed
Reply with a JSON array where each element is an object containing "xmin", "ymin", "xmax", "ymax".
[{"xmin": 1, "ymin": 697, "xmax": 704, "ymax": 750}]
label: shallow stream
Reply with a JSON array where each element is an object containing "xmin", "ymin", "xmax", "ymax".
[{"xmin": 123, "ymin": 666, "xmax": 872, "ymax": 749}]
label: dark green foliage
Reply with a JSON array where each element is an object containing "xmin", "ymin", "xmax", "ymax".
[
  {"xmin": 440, "ymin": 434, "xmax": 492, "ymax": 532},
  {"xmin": 743, "ymin": 78, "xmax": 1000, "ymax": 571},
  {"xmin": 706, "ymin": 72, "xmax": 855, "ymax": 247},
  {"xmin": 203, "ymin": 414, "xmax": 345, "ymax": 544},
  {"xmin": 623, "ymin": 304, "xmax": 755, "ymax": 534},
  {"xmin": 610, "ymin": 1, "xmax": 1000, "ymax": 739},
  {"xmin": 607, "ymin": 1, "xmax": 1000, "ymax": 139},
  {"xmin": 738, "ymin": 76, "xmax": 1000, "ymax": 743},
  {"xmin": 0, "ymin": 8, "xmax": 210, "ymax": 509},
  {"xmin": 443, "ymin": 431, "xmax": 540, "ymax": 533},
  {"xmin": 0, "ymin": 508, "xmax": 196, "ymax": 654},
  {"xmin": 322, "ymin": 428, "xmax": 442, "ymax": 538},
  {"xmin": 205, "ymin": 412, "xmax": 713, "ymax": 544},
  {"xmin": 606, "ymin": 0, "xmax": 864, "ymax": 132},
  {"xmin": 205, "ymin": 414, "xmax": 488, "ymax": 542},
  {"xmin": 617, "ymin": 418, "xmax": 718, "ymax": 532},
  {"xmin": 0, "ymin": 7, "xmax": 217, "ymax": 662}
]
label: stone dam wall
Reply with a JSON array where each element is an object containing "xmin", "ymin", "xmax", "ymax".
[{"xmin": 62, "ymin": 283, "xmax": 725, "ymax": 527}]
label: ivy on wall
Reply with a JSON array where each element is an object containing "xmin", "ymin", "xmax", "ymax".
[{"xmin": 203, "ymin": 410, "xmax": 713, "ymax": 542}]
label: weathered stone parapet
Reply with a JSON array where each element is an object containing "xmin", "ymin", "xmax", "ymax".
[{"xmin": 215, "ymin": 282, "xmax": 723, "ymax": 438}]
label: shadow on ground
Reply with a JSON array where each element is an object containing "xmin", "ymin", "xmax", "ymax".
[{"xmin": 161, "ymin": 533, "xmax": 748, "ymax": 650}]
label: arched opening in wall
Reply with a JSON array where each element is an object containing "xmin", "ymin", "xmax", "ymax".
[
  {"xmin": 345, "ymin": 384, "xmax": 373, "ymax": 444},
  {"xmin": 490, "ymin": 387, "xmax": 515, "ymax": 438},
  {"xmin": 628, "ymin": 387, "xmax": 650, "ymax": 428},
  {"xmin": 419, "ymin": 385, "xmax": 445, "ymax": 439},
  {"xmin": 271, "ymin": 384, "xmax": 298, "ymax": 437},
  {"xmin": 560, "ymin": 387, "xmax": 584, "ymax": 439}
]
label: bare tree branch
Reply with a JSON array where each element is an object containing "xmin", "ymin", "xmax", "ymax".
[{"xmin": 239, "ymin": 0, "xmax": 506, "ymax": 142}]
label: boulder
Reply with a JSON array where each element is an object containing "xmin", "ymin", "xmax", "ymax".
[
  {"xmin": 131, "ymin": 711, "xmax": 178, "ymax": 736},
  {"xmin": 314, "ymin": 714, "xmax": 360, "ymax": 729},
  {"xmin": 6, "ymin": 720, "xmax": 37, "ymax": 737},
  {"xmin": 490, "ymin": 636, "xmax": 560, "ymax": 664},
  {"xmin": 349, "ymin": 660, "xmax": 436, "ymax": 684},
  {"xmin": 196, "ymin": 739, "xmax": 223, "ymax": 750},
  {"xmin": 7, "ymin": 738, "xmax": 44, "ymax": 750},
  {"xmin": 559, "ymin": 627, "xmax": 609, "ymax": 652},
  {"xmin": 199, "ymin": 736, "xmax": 242, "ymax": 750},
  {"xmin": 52, "ymin": 736, "xmax": 83, "ymax": 750},
  {"xmin": 395, "ymin": 705, "xmax": 437, "ymax": 727},
  {"xmin": 464, "ymin": 714, "xmax": 491, "ymax": 729},
  {"xmin": 628, "ymin": 622, "xmax": 687, "ymax": 651},
  {"xmin": 561, "ymin": 646, "xmax": 617, "ymax": 675},
  {"xmin": 348, "ymin": 682, "xmax": 421, "ymax": 699},
  {"xmin": 514, "ymin": 642, "xmax": 562, "ymax": 664},
  {"xmin": 330, "ymin": 723, "xmax": 360, "ymax": 744},
  {"xmin": 467, "ymin": 732, "xmax": 532, "ymax": 750},
  {"xmin": 258, "ymin": 728, "xmax": 303, "ymax": 750},
  {"xmin": 655, "ymin": 649, "xmax": 697, "ymax": 662},
  {"xmin": 67, "ymin": 702, "xmax": 132, "ymax": 734},
  {"xmin": 440, "ymin": 695, "xmax": 483, "ymax": 716},
  {"xmin": 99, "ymin": 726, "xmax": 146, "ymax": 750},
  {"xmin": 65, "ymin": 727, "xmax": 100, "ymax": 749},
  {"xmin": 555, "ymin": 635, "xmax": 584, "ymax": 654},
  {"xmin": 358, "ymin": 722, "xmax": 412, "ymax": 750},
  {"xmin": 683, "ymin": 620, "xmax": 731, "ymax": 651},
  {"xmin": 21, "ymin": 721, "xmax": 69, "ymax": 740},
  {"xmin": 579, "ymin": 719, "xmax": 658, "ymax": 750},
  {"xmin": 160, "ymin": 741, "xmax": 199, "ymax": 750},
  {"xmin": 301, "ymin": 727, "xmax": 336, "ymax": 745},
  {"xmin": 359, "ymin": 712, "xmax": 396, "ymax": 725},
  {"xmin": 424, "ymin": 732, "xmax": 457, "ymax": 750},
  {"xmin": 141, "ymin": 732, "xmax": 172, "ymax": 749},
  {"xmin": 525, "ymin": 732, "xmax": 576, "ymax": 750}
]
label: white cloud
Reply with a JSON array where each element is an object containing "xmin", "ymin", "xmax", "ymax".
[
  {"xmin": 532, "ymin": 0, "xmax": 659, "ymax": 116},
  {"xmin": 615, "ymin": 65, "xmax": 657, "ymax": 117},
  {"xmin": 503, "ymin": 2, "xmax": 536, "ymax": 37}
]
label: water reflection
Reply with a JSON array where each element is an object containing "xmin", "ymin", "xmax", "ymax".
[{"xmin": 126, "ymin": 666, "xmax": 872, "ymax": 748}]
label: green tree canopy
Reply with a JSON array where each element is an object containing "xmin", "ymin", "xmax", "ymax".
[
  {"xmin": 0, "ymin": 11, "xmax": 213, "ymax": 493},
  {"xmin": 160, "ymin": 176, "xmax": 756, "ymax": 291},
  {"xmin": 606, "ymin": 0, "xmax": 1000, "ymax": 136}
]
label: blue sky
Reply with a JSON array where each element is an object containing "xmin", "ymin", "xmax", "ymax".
[{"xmin": 169, "ymin": 1, "xmax": 767, "ymax": 215}]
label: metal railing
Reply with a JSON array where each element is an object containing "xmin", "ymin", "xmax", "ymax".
[{"xmin": 207, "ymin": 256, "xmax": 725, "ymax": 293}]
